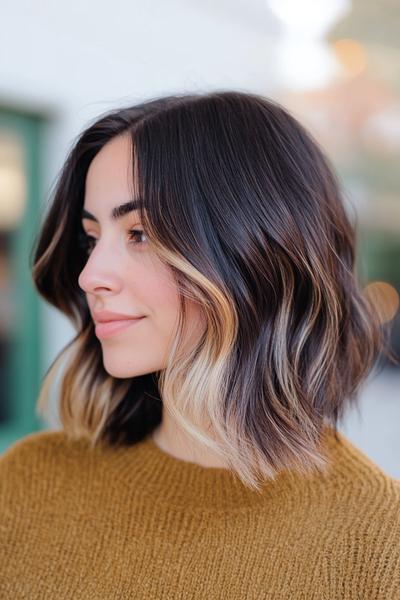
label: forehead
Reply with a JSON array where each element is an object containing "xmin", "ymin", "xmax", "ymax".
[
  {"xmin": 86, "ymin": 133, "xmax": 133, "ymax": 188},
  {"xmin": 83, "ymin": 134, "xmax": 141, "ymax": 220}
]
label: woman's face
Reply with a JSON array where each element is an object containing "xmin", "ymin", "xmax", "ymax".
[{"xmin": 78, "ymin": 133, "xmax": 205, "ymax": 378}]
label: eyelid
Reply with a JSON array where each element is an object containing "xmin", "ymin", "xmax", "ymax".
[
  {"xmin": 80, "ymin": 228, "xmax": 144, "ymax": 240},
  {"xmin": 78, "ymin": 226, "xmax": 147, "ymax": 254}
]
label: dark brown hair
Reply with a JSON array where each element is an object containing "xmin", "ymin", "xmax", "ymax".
[{"xmin": 31, "ymin": 90, "xmax": 396, "ymax": 490}]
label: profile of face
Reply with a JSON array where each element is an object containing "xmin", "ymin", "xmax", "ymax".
[{"xmin": 78, "ymin": 133, "xmax": 205, "ymax": 379}]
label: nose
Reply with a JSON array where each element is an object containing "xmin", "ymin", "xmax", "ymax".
[{"xmin": 78, "ymin": 245, "xmax": 123, "ymax": 296}]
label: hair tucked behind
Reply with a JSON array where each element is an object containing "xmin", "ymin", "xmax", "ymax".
[{"xmin": 31, "ymin": 90, "xmax": 397, "ymax": 491}]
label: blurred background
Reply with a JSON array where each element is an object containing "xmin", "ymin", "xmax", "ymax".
[{"xmin": 0, "ymin": 0, "xmax": 399, "ymax": 476}]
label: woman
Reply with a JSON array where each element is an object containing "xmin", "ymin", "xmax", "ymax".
[{"xmin": 1, "ymin": 90, "xmax": 399, "ymax": 599}]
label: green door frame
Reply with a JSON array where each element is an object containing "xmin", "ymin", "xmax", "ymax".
[{"xmin": 0, "ymin": 107, "xmax": 46, "ymax": 453}]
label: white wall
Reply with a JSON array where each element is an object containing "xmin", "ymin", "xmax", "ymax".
[{"xmin": 0, "ymin": 0, "xmax": 282, "ymax": 371}]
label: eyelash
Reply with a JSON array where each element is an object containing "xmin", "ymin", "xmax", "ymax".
[{"xmin": 78, "ymin": 229, "xmax": 147, "ymax": 255}]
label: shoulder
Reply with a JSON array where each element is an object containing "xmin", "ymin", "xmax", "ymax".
[
  {"xmin": 0, "ymin": 429, "xmax": 107, "ymax": 532},
  {"xmin": 1, "ymin": 429, "xmax": 70, "ymax": 458},
  {"xmin": 0, "ymin": 429, "xmax": 81, "ymax": 470},
  {"xmin": 330, "ymin": 429, "xmax": 400, "ymax": 494},
  {"xmin": 320, "ymin": 428, "xmax": 400, "ymax": 516},
  {"xmin": 317, "ymin": 429, "xmax": 400, "ymax": 595},
  {"xmin": 302, "ymin": 428, "xmax": 400, "ymax": 556},
  {"xmin": 0, "ymin": 429, "xmax": 95, "ymax": 496}
]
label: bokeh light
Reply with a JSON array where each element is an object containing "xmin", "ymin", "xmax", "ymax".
[{"xmin": 363, "ymin": 281, "xmax": 399, "ymax": 324}]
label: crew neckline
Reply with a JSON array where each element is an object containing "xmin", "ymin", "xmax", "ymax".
[{"xmin": 108, "ymin": 425, "xmax": 339, "ymax": 511}]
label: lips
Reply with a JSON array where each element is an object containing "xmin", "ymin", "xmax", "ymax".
[
  {"xmin": 93, "ymin": 310, "xmax": 145, "ymax": 322},
  {"xmin": 94, "ymin": 317, "xmax": 145, "ymax": 339}
]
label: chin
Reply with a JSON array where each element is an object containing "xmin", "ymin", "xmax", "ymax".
[
  {"xmin": 102, "ymin": 360, "xmax": 142, "ymax": 379},
  {"xmin": 101, "ymin": 353, "xmax": 162, "ymax": 379}
]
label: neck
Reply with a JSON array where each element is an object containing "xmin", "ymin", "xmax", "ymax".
[{"xmin": 151, "ymin": 410, "xmax": 230, "ymax": 469}]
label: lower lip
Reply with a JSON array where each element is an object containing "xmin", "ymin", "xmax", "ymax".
[{"xmin": 95, "ymin": 317, "xmax": 145, "ymax": 339}]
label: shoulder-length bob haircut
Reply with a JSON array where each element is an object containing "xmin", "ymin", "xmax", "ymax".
[{"xmin": 32, "ymin": 90, "xmax": 396, "ymax": 491}]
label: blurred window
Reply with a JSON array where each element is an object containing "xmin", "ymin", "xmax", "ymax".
[{"xmin": 0, "ymin": 110, "xmax": 43, "ymax": 453}]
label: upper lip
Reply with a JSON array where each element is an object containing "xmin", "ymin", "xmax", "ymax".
[{"xmin": 93, "ymin": 310, "xmax": 145, "ymax": 323}]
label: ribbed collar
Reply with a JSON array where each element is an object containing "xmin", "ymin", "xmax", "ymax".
[{"xmin": 107, "ymin": 425, "xmax": 340, "ymax": 511}]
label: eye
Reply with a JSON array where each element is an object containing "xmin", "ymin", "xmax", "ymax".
[
  {"xmin": 77, "ymin": 230, "xmax": 95, "ymax": 256},
  {"xmin": 77, "ymin": 229, "xmax": 148, "ymax": 257},
  {"xmin": 128, "ymin": 229, "xmax": 148, "ymax": 245}
]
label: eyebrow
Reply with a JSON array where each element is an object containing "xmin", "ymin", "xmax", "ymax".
[{"xmin": 81, "ymin": 198, "xmax": 144, "ymax": 223}]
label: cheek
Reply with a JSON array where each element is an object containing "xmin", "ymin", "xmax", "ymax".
[
  {"xmin": 126, "ymin": 262, "xmax": 182, "ymax": 340},
  {"xmin": 131, "ymin": 268, "xmax": 180, "ymax": 318},
  {"xmin": 105, "ymin": 254, "xmax": 202, "ymax": 346},
  {"xmin": 131, "ymin": 269, "xmax": 205, "ymax": 352}
]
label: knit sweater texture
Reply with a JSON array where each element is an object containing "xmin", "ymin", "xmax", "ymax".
[{"xmin": 1, "ymin": 425, "xmax": 399, "ymax": 599}]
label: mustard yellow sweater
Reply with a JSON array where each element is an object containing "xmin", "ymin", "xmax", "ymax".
[{"xmin": 1, "ymin": 425, "xmax": 399, "ymax": 599}]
